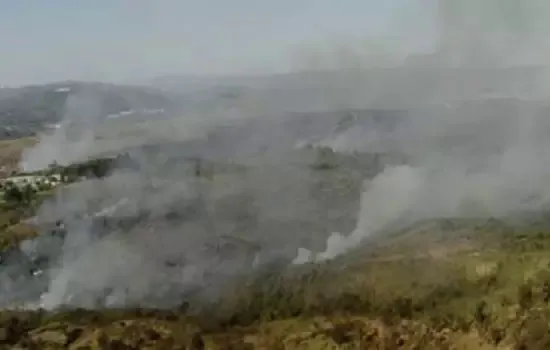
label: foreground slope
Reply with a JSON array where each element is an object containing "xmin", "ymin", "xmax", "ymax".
[{"xmin": 0, "ymin": 218, "xmax": 548, "ymax": 349}]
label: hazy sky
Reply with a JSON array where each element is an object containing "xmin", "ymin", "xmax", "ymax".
[{"xmin": 0, "ymin": 0, "xmax": 421, "ymax": 86}]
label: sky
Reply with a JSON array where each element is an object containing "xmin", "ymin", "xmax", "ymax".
[{"xmin": 0, "ymin": 0, "xmax": 422, "ymax": 86}]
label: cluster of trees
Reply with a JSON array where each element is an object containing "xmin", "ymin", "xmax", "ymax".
[
  {"xmin": 57, "ymin": 157, "xmax": 114, "ymax": 182},
  {"xmin": 2, "ymin": 182, "xmax": 37, "ymax": 204},
  {"xmin": 0, "ymin": 155, "xmax": 123, "ymax": 204},
  {"xmin": 41, "ymin": 156, "xmax": 121, "ymax": 183}
]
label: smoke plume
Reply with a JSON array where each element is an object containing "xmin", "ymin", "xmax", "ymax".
[
  {"xmin": 5, "ymin": 0, "xmax": 550, "ymax": 310},
  {"xmin": 20, "ymin": 92, "xmax": 103, "ymax": 171},
  {"xmin": 291, "ymin": 0, "xmax": 550, "ymax": 263}
]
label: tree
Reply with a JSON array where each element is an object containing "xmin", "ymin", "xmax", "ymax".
[
  {"xmin": 3, "ymin": 184, "xmax": 23, "ymax": 203},
  {"xmin": 91, "ymin": 159, "xmax": 111, "ymax": 178},
  {"xmin": 47, "ymin": 161, "xmax": 60, "ymax": 176},
  {"xmin": 21, "ymin": 184, "xmax": 36, "ymax": 204}
]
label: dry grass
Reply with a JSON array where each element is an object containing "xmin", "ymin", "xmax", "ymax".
[
  {"xmin": 0, "ymin": 223, "xmax": 548, "ymax": 348},
  {"xmin": 0, "ymin": 137, "xmax": 37, "ymax": 175}
]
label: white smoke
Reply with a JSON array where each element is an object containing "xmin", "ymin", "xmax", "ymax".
[
  {"xmin": 296, "ymin": 165, "xmax": 424, "ymax": 262},
  {"xmin": 287, "ymin": 0, "xmax": 550, "ymax": 264},
  {"xmin": 20, "ymin": 92, "xmax": 103, "ymax": 171},
  {"xmin": 294, "ymin": 100, "xmax": 550, "ymax": 264},
  {"xmin": 7, "ymin": 0, "xmax": 550, "ymax": 310}
]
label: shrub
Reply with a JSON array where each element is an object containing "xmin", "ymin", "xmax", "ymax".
[{"xmin": 3, "ymin": 185, "xmax": 23, "ymax": 203}]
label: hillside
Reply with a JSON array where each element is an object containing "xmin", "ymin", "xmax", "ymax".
[
  {"xmin": 0, "ymin": 76, "xmax": 550, "ymax": 348},
  {"xmin": 0, "ymin": 82, "xmax": 180, "ymax": 140},
  {"xmin": 0, "ymin": 142, "xmax": 548, "ymax": 348},
  {"xmin": 146, "ymin": 66, "xmax": 548, "ymax": 113},
  {"xmin": 0, "ymin": 218, "xmax": 549, "ymax": 349}
]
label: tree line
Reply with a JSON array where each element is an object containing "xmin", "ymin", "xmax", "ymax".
[{"xmin": 2, "ymin": 155, "xmax": 124, "ymax": 204}]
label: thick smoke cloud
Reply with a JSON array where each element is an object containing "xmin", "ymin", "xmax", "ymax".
[
  {"xmin": 6, "ymin": 0, "xmax": 550, "ymax": 309},
  {"xmin": 297, "ymin": 99, "xmax": 550, "ymax": 262},
  {"xmin": 292, "ymin": 1, "xmax": 550, "ymax": 262}
]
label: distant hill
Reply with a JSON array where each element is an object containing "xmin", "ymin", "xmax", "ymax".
[
  {"xmin": 145, "ymin": 66, "xmax": 549, "ymax": 114},
  {"xmin": 0, "ymin": 81, "xmax": 181, "ymax": 140}
]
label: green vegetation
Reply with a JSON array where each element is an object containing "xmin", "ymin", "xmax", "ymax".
[
  {"xmin": 0, "ymin": 190, "xmax": 43, "ymax": 250},
  {"xmin": 15, "ymin": 156, "xmax": 117, "ymax": 182},
  {"xmin": 0, "ymin": 220, "xmax": 547, "ymax": 348},
  {"xmin": 56, "ymin": 157, "xmax": 114, "ymax": 182},
  {"xmin": 0, "ymin": 152, "xmax": 550, "ymax": 348},
  {"xmin": 2, "ymin": 183, "xmax": 37, "ymax": 204},
  {"xmin": 0, "ymin": 156, "xmax": 119, "ymax": 249}
]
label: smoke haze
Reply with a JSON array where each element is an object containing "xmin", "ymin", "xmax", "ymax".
[{"xmin": 4, "ymin": 0, "xmax": 550, "ymax": 309}]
